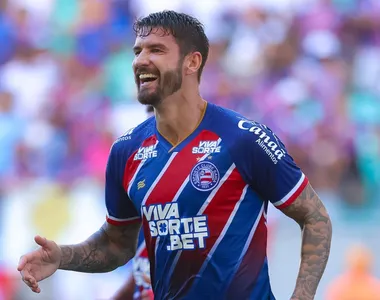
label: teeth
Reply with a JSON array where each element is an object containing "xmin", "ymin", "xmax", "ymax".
[{"xmin": 139, "ymin": 74, "xmax": 158, "ymax": 79}]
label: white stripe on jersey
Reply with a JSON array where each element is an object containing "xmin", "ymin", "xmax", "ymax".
[
  {"xmin": 106, "ymin": 215, "xmax": 140, "ymax": 222},
  {"xmin": 198, "ymin": 163, "xmax": 235, "ymax": 215},
  {"xmin": 273, "ymin": 172, "xmax": 306, "ymax": 207},
  {"xmin": 171, "ymin": 151, "xmax": 212, "ymax": 202},
  {"xmin": 167, "ymin": 163, "xmax": 237, "ymax": 276},
  {"xmin": 141, "ymin": 152, "xmax": 178, "ymax": 206},
  {"xmin": 238, "ymin": 203, "xmax": 264, "ymax": 262},
  {"xmin": 135, "ymin": 240, "xmax": 146, "ymax": 257},
  {"xmin": 197, "ymin": 184, "xmax": 249, "ymax": 276},
  {"xmin": 127, "ymin": 158, "xmax": 147, "ymax": 199}
]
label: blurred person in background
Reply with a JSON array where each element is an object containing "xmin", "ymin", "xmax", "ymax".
[
  {"xmin": 17, "ymin": 10, "xmax": 331, "ymax": 300},
  {"xmin": 0, "ymin": 90, "xmax": 23, "ymax": 182},
  {"xmin": 112, "ymin": 231, "xmax": 153, "ymax": 300},
  {"xmin": 325, "ymin": 244, "xmax": 380, "ymax": 300}
]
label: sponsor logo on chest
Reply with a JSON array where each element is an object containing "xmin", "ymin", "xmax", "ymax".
[
  {"xmin": 142, "ymin": 202, "xmax": 209, "ymax": 251},
  {"xmin": 134, "ymin": 144, "xmax": 158, "ymax": 161},
  {"xmin": 192, "ymin": 140, "xmax": 221, "ymax": 154}
]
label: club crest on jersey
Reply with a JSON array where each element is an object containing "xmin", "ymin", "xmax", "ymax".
[{"xmin": 190, "ymin": 161, "xmax": 220, "ymax": 191}]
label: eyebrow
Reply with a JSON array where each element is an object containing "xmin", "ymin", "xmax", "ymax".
[{"xmin": 133, "ymin": 43, "xmax": 169, "ymax": 53}]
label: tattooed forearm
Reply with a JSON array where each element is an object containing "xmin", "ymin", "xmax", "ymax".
[
  {"xmin": 59, "ymin": 222, "xmax": 139, "ymax": 273},
  {"xmin": 59, "ymin": 229, "xmax": 120, "ymax": 273},
  {"xmin": 281, "ymin": 183, "xmax": 332, "ymax": 300}
]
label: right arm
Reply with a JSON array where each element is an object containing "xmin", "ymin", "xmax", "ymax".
[
  {"xmin": 59, "ymin": 221, "xmax": 141, "ymax": 273},
  {"xmin": 60, "ymin": 134, "xmax": 143, "ymax": 273},
  {"xmin": 17, "ymin": 221, "xmax": 140, "ymax": 293},
  {"xmin": 18, "ymin": 136, "xmax": 143, "ymax": 292}
]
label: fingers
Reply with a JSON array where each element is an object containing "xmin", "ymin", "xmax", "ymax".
[
  {"xmin": 18, "ymin": 236, "xmax": 49, "ymax": 272},
  {"xmin": 141, "ymin": 289, "xmax": 154, "ymax": 300},
  {"xmin": 21, "ymin": 272, "xmax": 41, "ymax": 293},
  {"xmin": 17, "ymin": 255, "xmax": 27, "ymax": 272},
  {"xmin": 34, "ymin": 235, "xmax": 48, "ymax": 248},
  {"xmin": 18, "ymin": 255, "xmax": 41, "ymax": 293}
]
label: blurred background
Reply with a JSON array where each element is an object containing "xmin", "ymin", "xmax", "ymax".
[{"xmin": 1, "ymin": 0, "xmax": 380, "ymax": 299}]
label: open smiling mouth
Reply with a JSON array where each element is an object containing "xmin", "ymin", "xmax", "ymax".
[{"xmin": 139, "ymin": 73, "xmax": 159, "ymax": 87}]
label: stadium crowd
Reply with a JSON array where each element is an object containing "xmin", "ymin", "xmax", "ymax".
[{"xmin": 1, "ymin": 0, "xmax": 380, "ymax": 299}]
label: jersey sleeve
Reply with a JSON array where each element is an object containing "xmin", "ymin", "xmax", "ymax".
[
  {"xmin": 105, "ymin": 142, "xmax": 141, "ymax": 225},
  {"xmin": 234, "ymin": 120, "xmax": 308, "ymax": 209}
]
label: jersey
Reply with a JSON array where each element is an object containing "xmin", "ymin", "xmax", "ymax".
[
  {"xmin": 105, "ymin": 102, "xmax": 308, "ymax": 300},
  {"xmin": 132, "ymin": 230, "xmax": 151, "ymax": 299}
]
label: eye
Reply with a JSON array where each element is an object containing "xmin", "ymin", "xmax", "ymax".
[
  {"xmin": 151, "ymin": 48, "xmax": 162, "ymax": 53},
  {"xmin": 134, "ymin": 50, "xmax": 141, "ymax": 56}
]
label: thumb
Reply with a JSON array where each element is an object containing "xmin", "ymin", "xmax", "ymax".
[
  {"xmin": 34, "ymin": 235, "xmax": 49, "ymax": 248},
  {"xmin": 143, "ymin": 273, "xmax": 151, "ymax": 285}
]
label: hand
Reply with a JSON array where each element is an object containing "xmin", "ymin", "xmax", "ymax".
[
  {"xmin": 141, "ymin": 289, "xmax": 154, "ymax": 300},
  {"xmin": 140, "ymin": 274, "xmax": 153, "ymax": 300},
  {"xmin": 143, "ymin": 273, "xmax": 151, "ymax": 286},
  {"xmin": 17, "ymin": 235, "xmax": 62, "ymax": 293}
]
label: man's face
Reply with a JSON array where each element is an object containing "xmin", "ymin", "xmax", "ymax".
[{"xmin": 132, "ymin": 28, "xmax": 184, "ymax": 106}]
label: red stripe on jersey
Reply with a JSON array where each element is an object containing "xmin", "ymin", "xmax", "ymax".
[
  {"xmin": 142, "ymin": 130, "xmax": 221, "ymax": 285},
  {"xmin": 226, "ymin": 214, "xmax": 267, "ymax": 297},
  {"xmin": 142, "ymin": 222, "xmax": 156, "ymax": 284},
  {"xmin": 123, "ymin": 135, "xmax": 157, "ymax": 191},
  {"xmin": 169, "ymin": 168, "xmax": 247, "ymax": 294},
  {"xmin": 276, "ymin": 176, "xmax": 308, "ymax": 210},
  {"xmin": 106, "ymin": 216, "xmax": 141, "ymax": 226},
  {"xmin": 144, "ymin": 131, "xmax": 220, "ymax": 206},
  {"xmin": 140, "ymin": 246, "xmax": 148, "ymax": 258}
]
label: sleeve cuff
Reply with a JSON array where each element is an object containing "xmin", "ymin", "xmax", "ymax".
[
  {"xmin": 273, "ymin": 173, "xmax": 309, "ymax": 209},
  {"xmin": 106, "ymin": 215, "xmax": 141, "ymax": 226}
]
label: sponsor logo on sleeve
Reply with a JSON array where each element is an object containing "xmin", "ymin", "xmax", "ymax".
[
  {"xmin": 114, "ymin": 127, "xmax": 135, "ymax": 143},
  {"xmin": 238, "ymin": 120, "xmax": 286, "ymax": 164}
]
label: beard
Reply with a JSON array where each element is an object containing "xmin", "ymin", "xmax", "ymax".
[{"xmin": 137, "ymin": 61, "xmax": 183, "ymax": 106}]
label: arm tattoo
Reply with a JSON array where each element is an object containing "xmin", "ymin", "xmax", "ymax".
[
  {"xmin": 59, "ymin": 222, "xmax": 140, "ymax": 273},
  {"xmin": 281, "ymin": 183, "xmax": 332, "ymax": 300}
]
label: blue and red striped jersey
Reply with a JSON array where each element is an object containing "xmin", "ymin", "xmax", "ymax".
[{"xmin": 105, "ymin": 103, "xmax": 308, "ymax": 300}]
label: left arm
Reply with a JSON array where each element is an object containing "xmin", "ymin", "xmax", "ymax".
[
  {"xmin": 113, "ymin": 275, "xmax": 135, "ymax": 300},
  {"xmin": 281, "ymin": 182, "xmax": 332, "ymax": 300}
]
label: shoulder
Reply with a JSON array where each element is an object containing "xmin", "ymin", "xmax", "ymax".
[
  {"xmin": 208, "ymin": 103, "xmax": 285, "ymax": 155},
  {"xmin": 207, "ymin": 103, "xmax": 247, "ymax": 139},
  {"xmin": 106, "ymin": 116, "xmax": 155, "ymax": 177},
  {"xmin": 207, "ymin": 103, "xmax": 262, "ymax": 138},
  {"xmin": 208, "ymin": 103, "xmax": 246, "ymax": 126},
  {"xmin": 111, "ymin": 116, "xmax": 156, "ymax": 156}
]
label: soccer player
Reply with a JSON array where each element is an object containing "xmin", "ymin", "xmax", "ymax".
[{"xmin": 18, "ymin": 11, "xmax": 332, "ymax": 300}]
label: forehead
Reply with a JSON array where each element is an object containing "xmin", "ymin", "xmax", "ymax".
[{"xmin": 134, "ymin": 28, "xmax": 179, "ymax": 49}]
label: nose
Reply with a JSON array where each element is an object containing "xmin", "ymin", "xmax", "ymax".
[{"xmin": 133, "ymin": 49, "xmax": 150, "ymax": 71}]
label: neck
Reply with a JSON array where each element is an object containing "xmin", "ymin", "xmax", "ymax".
[{"xmin": 154, "ymin": 90, "xmax": 206, "ymax": 147}]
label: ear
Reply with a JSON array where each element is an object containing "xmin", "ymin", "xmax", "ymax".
[{"xmin": 184, "ymin": 52, "xmax": 202, "ymax": 76}]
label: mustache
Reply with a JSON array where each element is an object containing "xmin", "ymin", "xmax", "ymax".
[{"xmin": 135, "ymin": 67, "xmax": 160, "ymax": 76}]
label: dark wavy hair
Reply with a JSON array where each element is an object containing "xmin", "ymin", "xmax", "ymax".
[{"xmin": 133, "ymin": 10, "xmax": 209, "ymax": 81}]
